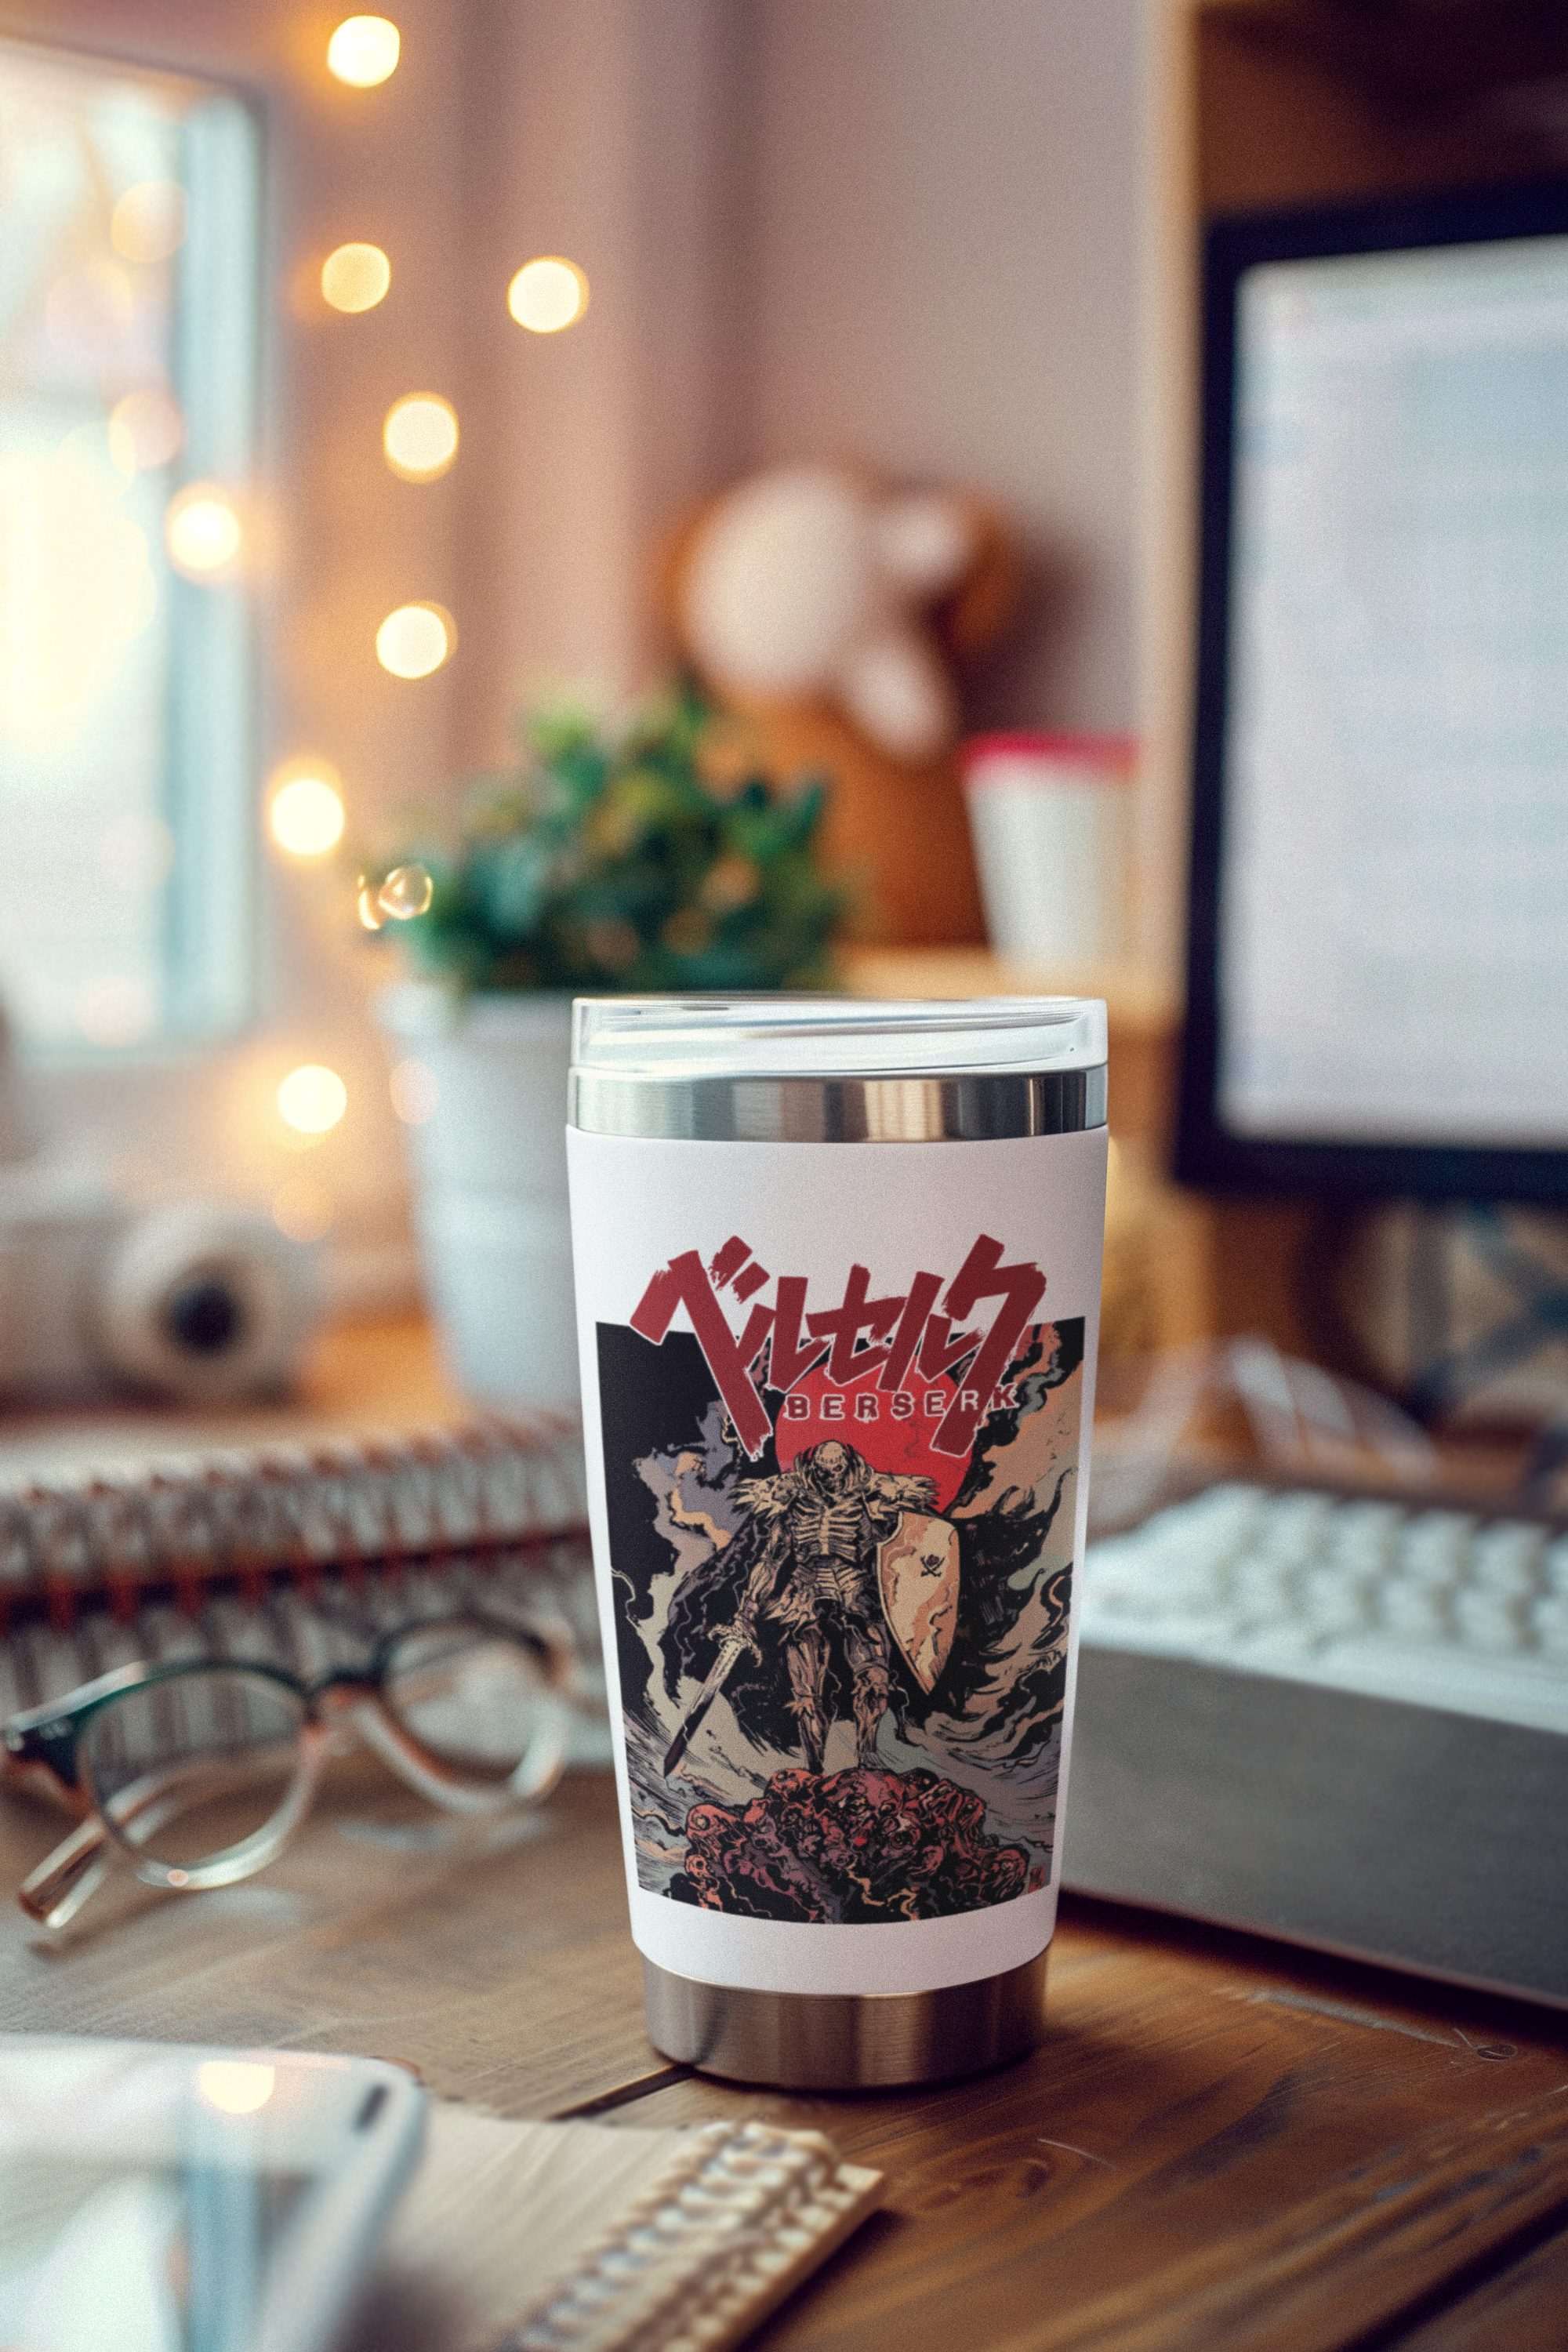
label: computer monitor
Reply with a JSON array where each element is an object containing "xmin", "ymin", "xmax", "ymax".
[{"xmin": 1178, "ymin": 180, "xmax": 1568, "ymax": 1204}]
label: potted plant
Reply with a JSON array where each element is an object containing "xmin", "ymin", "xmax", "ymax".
[{"xmin": 367, "ymin": 682, "xmax": 842, "ymax": 1411}]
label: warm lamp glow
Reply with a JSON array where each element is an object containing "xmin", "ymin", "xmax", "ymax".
[
  {"xmin": 111, "ymin": 180, "xmax": 187, "ymax": 263},
  {"xmin": 506, "ymin": 256, "xmax": 589, "ymax": 334},
  {"xmin": 278, "ymin": 1064, "xmax": 347, "ymax": 1135},
  {"xmin": 383, "ymin": 394, "xmax": 459, "ymax": 481},
  {"xmin": 321, "ymin": 242, "xmax": 390, "ymax": 314},
  {"xmin": 269, "ymin": 765, "xmax": 346, "ymax": 857},
  {"xmin": 196, "ymin": 2061, "xmax": 276, "ymax": 2116},
  {"xmin": 109, "ymin": 387, "xmax": 184, "ymax": 474},
  {"xmin": 165, "ymin": 483, "xmax": 241, "ymax": 577},
  {"xmin": 327, "ymin": 16, "xmax": 401, "ymax": 86},
  {"xmin": 376, "ymin": 602, "xmax": 452, "ymax": 678}
]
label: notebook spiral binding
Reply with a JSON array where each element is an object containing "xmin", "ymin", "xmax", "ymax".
[
  {"xmin": 508, "ymin": 2122, "xmax": 880, "ymax": 2352},
  {"xmin": 0, "ymin": 1417, "xmax": 606, "ymax": 1745}
]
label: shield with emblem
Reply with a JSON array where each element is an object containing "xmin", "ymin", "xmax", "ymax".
[{"xmin": 877, "ymin": 1512, "xmax": 960, "ymax": 1693}]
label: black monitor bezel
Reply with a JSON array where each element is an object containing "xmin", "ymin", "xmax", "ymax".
[{"xmin": 1177, "ymin": 177, "xmax": 1568, "ymax": 1205}]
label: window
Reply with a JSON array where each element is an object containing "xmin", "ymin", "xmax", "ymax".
[{"xmin": 0, "ymin": 35, "xmax": 259, "ymax": 1056}]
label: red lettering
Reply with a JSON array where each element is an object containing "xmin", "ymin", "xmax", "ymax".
[
  {"xmin": 631, "ymin": 1229, "xmax": 1045, "ymax": 1468},
  {"xmin": 917, "ymin": 1312, "xmax": 982, "ymax": 1381},
  {"xmin": 629, "ymin": 1251, "xmax": 773, "ymax": 1457},
  {"xmin": 708, "ymin": 1236, "xmax": 752, "ymax": 1290},
  {"xmin": 766, "ymin": 1275, "xmax": 829, "ymax": 1392},
  {"xmin": 630, "ymin": 1266, "xmax": 681, "ymax": 1343},
  {"xmin": 932, "ymin": 1236, "xmax": 1046, "ymax": 1457},
  {"xmin": 806, "ymin": 1263, "xmax": 904, "ymax": 1384},
  {"xmin": 878, "ymin": 1271, "xmax": 943, "ymax": 1392}
]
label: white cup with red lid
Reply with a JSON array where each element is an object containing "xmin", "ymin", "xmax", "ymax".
[{"xmin": 960, "ymin": 732, "xmax": 1136, "ymax": 965}]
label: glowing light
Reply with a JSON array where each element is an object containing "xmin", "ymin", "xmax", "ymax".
[
  {"xmin": 269, "ymin": 764, "xmax": 346, "ymax": 858},
  {"xmin": 377, "ymin": 862, "xmax": 433, "ymax": 917},
  {"xmin": 327, "ymin": 15, "xmax": 401, "ymax": 85},
  {"xmin": 74, "ymin": 975, "xmax": 155, "ymax": 1048},
  {"xmin": 108, "ymin": 387, "xmax": 185, "ymax": 474},
  {"xmin": 111, "ymin": 180, "xmax": 188, "ymax": 263},
  {"xmin": 272, "ymin": 1176, "xmax": 336, "ymax": 1243},
  {"xmin": 321, "ymin": 242, "xmax": 390, "ymax": 314},
  {"xmin": 376, "ymin": 602, "xmax": 452, "ymax": 678},
  {"xmin": 45, "ymin": 260, "xmax": 132, "ymax": 354},
  {"xmin": 506, "ymin": 256, "xmax": 589, "ymax": 334},
  {"xmin": 383, "ymin": 394, "xmax": 458, "ymax": 481},
  {"xmin": 278, "ymin": 1064, "xmax": 348, "ymax": 1134},
  {"xmin": 196, "ymin": 2061, "xmax": 276, "ymax": 2116},
  {"xmin": 0, "ymin": 447, "xmax": 156, "ymax": 746},
  {"xmin": 358, "ymin": 879, "xmax": 386, "ymax": 931},
  {"xmin": 389, "ymin": 1057, "xmax": 439, "ymax": 1124},
  {"xmin": 165, "ymin": 483, "xmax": 242, "ymax": 578}
]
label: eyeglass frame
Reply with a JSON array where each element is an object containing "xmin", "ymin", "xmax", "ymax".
[{"xmin": 1, "ymin": 1610, "xmax": 581, "ymax": 1931}]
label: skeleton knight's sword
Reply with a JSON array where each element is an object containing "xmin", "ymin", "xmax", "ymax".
[{"xmin": 664, "ymin": 1631, "xmax": 750, "ymax": 1777}]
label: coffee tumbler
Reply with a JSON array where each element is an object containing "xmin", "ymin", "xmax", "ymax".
[{"xmin": 567, "ymin": 996, "xmax": 1107, "ymax": 2089}]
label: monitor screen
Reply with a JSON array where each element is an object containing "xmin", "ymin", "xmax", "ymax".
[{"xmin": 1179, "ymin": 183, "xmax": 1568, "ymax": 1202}]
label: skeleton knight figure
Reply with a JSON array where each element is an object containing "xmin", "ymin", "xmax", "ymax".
[{"xmin": 670, "ymin": 1439, "xmax": 957, "ymax": 1773}]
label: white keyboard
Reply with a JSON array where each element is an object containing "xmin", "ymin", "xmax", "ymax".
[{"xmin": 1080, "ymin": 1483, "xmax": 1568, "ymax": 1737}]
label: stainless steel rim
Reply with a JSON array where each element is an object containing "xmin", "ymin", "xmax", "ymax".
[
  {"xmin": 569, "ymin": 1067, "xmax": 1106, "ymax": 1142},
  {"xmin": 641, "ymin": 1951, "xmax": 1050, "ymax": 2089}
]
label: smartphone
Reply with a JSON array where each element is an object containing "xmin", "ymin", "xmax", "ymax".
[{"xmin": 0, "ymin": 2035, "xmax": 426, "ymax": 2352}]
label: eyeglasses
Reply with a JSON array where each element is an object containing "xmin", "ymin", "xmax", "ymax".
[{"xmin": 1, "ymin": 1613, "xmax": 579, "ymax": 1929}]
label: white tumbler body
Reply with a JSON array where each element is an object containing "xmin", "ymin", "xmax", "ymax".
[{"xmin": 567, "ymin": 996, "xmax": 1107, "ymax": 2087}]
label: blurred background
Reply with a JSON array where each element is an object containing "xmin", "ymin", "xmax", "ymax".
[{"xmin": 2, "ymin": 0, "xmax": 1566, "ymax": 1462}]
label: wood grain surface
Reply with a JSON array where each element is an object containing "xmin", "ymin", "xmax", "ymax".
[
  {"xmin": 600, "ymin": 1894, "xmax": 1568, "ymax": 2352},
  {"xmin": 6, "ymin": 1762, "xmax": 1568, "ymax": 2351},
  {"xmin": 0, "ymin": 1763, "xmax": 652, "ymax": 2117}
]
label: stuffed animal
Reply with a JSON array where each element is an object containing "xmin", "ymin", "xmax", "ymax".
[{"xmin": 662, "ymin": 463, "xmax": 1018, "ymax": 944}]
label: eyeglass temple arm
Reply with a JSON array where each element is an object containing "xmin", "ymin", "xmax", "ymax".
[
  {"xmin": 19, "ymin": 1814, "xmax": 113, "ymax": 1930},
  {"xmin": 17, "ymin": 1730, "xmax": 330, "ymax": 1929}
]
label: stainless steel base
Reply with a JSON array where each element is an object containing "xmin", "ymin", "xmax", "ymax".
[{"xmin": 642, "ymin": 1950, "xmax": 1050, "ymax": 2090}]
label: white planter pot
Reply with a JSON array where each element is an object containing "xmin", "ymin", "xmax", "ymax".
[{"xmin": 376, "ymin": 985, "xmax": 579, "ymax": 1412}]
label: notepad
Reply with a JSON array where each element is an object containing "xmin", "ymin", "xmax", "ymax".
[
  {"xmin": 0, "ymin": 1416, "xmax": 612, "ymax": 1759},
  {"xmin": 346, "ymin": 2102, "xmax": 883, "ymax": 2352}
]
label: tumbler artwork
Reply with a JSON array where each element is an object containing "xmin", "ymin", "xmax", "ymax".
[{"xmin": 567, "ymin": 997, "xmax": 1107, "ymax": 2089}]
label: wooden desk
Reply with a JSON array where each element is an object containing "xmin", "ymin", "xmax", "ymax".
[{"xmin": 5, "ymin": 1763, "xmax": 1568, "ymax": 2352}]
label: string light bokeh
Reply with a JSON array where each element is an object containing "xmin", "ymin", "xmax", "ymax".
[
  {"xmin": 164, "ymin": 481, "xmax": 242, "ymax": 578},
  {"xmin": 383, "ymin": 393, "xmax": 458, "ymax": 481},
  {"xmin": 268, "ymin": 762, "xmax": 346, "ymax": 858},
  {"xmin": 278, "ymin": 1063, "xmax": 348, "ymax": 1136},
  {"xmin": 506, "ymin": 256, "xmax": 589, "ymax": 333},
  {"xmin": 326, "ymin": 17, "xmax": 401, "ymax": 89},
  {"xmin": 376, "ymin": 601, "xmax": 452, "ymax": 678},
  {"xmin": 321, "ymin": 241, "xmax": 390, "ymax": 313}
]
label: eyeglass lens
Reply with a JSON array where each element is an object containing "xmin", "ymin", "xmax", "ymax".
[
  {"xmin": 75, "ymin": 1625, "xmax": 564, "ymax": 1874},
  {"xmin": 380, "ymin": 1621, "xmax": 563, "ymax": 1786},
  {"xmin": 81, "ymin": 1668, "xmax": 309, "ymax": 1874}
]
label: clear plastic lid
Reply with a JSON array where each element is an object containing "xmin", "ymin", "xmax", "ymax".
[{"xmin": 570, "ymin": 995, "xmax": 1106, "ymax": 1080}]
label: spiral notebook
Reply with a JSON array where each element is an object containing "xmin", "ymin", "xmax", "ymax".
[
  {"xmin": 350, "ymin": 2103, "xmax": 882, "ymax": 2352},
  {"xmin": 0, "ymin": 1415, "xmax": 605, "ymax": 1736}
]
